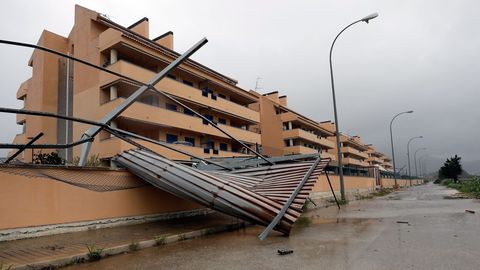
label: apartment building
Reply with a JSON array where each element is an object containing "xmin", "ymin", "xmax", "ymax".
[
  {"xmin": 366, "ymin": 144, "xmax": 384, "ymax": 166},
  {"xmin": 251, "ymin": 91, "xmax": 336, "ymax": 159},
  {"xmin": 11, "ymin": 5, "xmax": 261, "ymax": 163},
  {"xmin": 318, "ymin": 121, "xmax": 371, "ymax": 168},
  {"xmin": 380, "ymin": 155, "xmax": 393, "ymax": 170}
]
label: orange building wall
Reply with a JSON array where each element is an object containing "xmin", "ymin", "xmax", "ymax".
[{"xmin": 0, "ymin": 170, "xmax": 200, "ymax": 230}]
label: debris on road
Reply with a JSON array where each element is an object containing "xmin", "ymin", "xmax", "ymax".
[
  {"xmin": 465, "ymin": 210, "xmax": 475, "ymax": 214},
  {"xmin": 396, "ymin": 221, "xmax": 410, "ymax": 225},
  {"xmin": 277, "ymin": 249, "xmax": 294, "ymax": 255}
]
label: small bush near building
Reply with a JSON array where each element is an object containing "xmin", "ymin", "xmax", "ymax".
[{"xmin": 33, "ymin": 152, "xmax": 64, "ymax": 165}]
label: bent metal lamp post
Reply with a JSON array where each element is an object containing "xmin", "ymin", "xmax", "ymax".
[
  {"xmin": 329, "ymin": 12, "xmax": 378, "ymax": 200},
  {"xmin": 389, "ymin": 110, "xmax": 414, "ymax": 187}
]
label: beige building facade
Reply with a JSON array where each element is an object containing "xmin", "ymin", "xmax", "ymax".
[
  {"xmin": 12, "ymin": 5, "xmax": 261, "ymax": 163},
  {"xmin": 10, "ymin": 5, "xmax": 394, "ymax": 173}
]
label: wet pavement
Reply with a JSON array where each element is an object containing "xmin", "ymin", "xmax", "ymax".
[
  {"xmin": 64, "ymin": 183, "xmax": 480, "ymax": 270},
  {"xmin": 0, "ymin": 212, "xmax": 244, "ymax": 269}
]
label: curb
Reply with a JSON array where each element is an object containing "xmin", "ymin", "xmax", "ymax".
[{"xmin": 9, "ymin": 221, "xmax": 246, "ymax": 270}]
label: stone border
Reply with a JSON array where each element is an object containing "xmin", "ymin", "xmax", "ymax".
[
  {"xmin": 0, "ymin": 208, "xmax": 214, "ymax": 242},
  {"xmin": 9, "ymin": 221, "xmax": 246, "ymax": 270}
]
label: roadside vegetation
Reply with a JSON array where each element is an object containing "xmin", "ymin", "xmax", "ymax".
[{"xmin": 440, "ymin": 177, "xmax": 480, "ymax": 198}]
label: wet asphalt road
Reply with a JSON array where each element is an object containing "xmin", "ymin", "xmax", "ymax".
[{"xmin": 66, "ymin": 183, "xmax": 480, "ymax": 270}]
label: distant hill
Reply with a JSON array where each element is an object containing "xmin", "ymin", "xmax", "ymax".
[{"xmin": 462, "ymin": 160, "xmax": 480, "ymax": 176}]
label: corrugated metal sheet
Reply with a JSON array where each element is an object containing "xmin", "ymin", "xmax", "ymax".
[{"xmin": 115, "ymin": 149, "xmax": 330, "ymax": 235}]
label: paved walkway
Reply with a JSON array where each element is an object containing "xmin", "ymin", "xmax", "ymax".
[
  {"xmin": 0, "ymin": 212, "xmax": 245, "ymax": 269},
  {"xmin": 64, "ymin": 183, "xmax": 480, "ymax": 270}
]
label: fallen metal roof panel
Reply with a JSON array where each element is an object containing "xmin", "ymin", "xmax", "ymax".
[{"xmin": 114, "ymin": 149, "xmax": 330, "ymax": 235}]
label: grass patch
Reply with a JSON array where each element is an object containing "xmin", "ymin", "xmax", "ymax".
[
  {"xmin": 86, "ymin": 244, "xmax": 104, "ymax": 261},
  {"xmin": 442, "ymin": 177, "xmax": 480, "ymax": 198}
]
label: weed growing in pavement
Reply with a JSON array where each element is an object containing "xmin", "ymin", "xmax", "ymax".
[
  {"xmin": 154, "ymin": 235, "xmax": 167, "ymax": 246},
  {"xmin": 86, "ymin": 244, "xmax": 104, "ymax": 261},
  {"xmin": 371, "ymin": 188, "xmax": 394, "ymax": 197},
  {"xmin": 65, "ymin": 257, "xmax": 85, "ymax": 266},
  {"xmin": 338, "ymin": 199, "xmax": 348, "ymax": 205},
  {"xmin": 178, "ymin": 234, "xmax": 187, "ymax": 241},
  {"xmin": 0, "ymin": 262, "xmax": 12, "ymax": 270},
  {"xmin": 129, "ymin": 241, "xmax": 139, "ymax": 252},
  {"xmin": 294, "ymin": 216, "xmax": 311, "ymax": 226}
]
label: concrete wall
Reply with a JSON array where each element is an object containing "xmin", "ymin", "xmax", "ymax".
[{"xmin": 0, "ymin": 168, "xmax": 201, "ymax": 231}]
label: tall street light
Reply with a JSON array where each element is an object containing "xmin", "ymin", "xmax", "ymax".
[
  {"xmin": 414, "ymin": 147, "xmax": 427, "ymax": 177},
  {"xmin": 418, "ymin": 155, "xmax": 428, "ymax": 177},
  {"xmin": 329, "ymin": 12, "xmax": 378, "ymax": 201},
  {"xmin": 389, "ymin": 110, "xmax": 414, "ymax": 187},
  {"xmin": 407, "ymin": 135, "xmax": 423, "ymax": 179}
]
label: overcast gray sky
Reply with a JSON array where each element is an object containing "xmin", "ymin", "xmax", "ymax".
[{"xmin": 0, "ymin": 0, "xmax": 479, "ymax": 174}]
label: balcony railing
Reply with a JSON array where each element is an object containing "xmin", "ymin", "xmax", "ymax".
[
  {"xmin": 342, "ymin": 157, "xmax": 369, "ymax": 167},
  {"xmin": 97, "ymin": 137, "xmax": 253, "ymax": 160},
  {"xmin": 100, "ymin": 60, "xmax": 259, "ymax": 123},
  {"xmin": 100, "ymin": 98, "xmax": 261, "ymax": 145},
  {"xmin": 341, "ymin": 146, "xmax": 369, "ymax": 159},
  {"xmin": 282, "ymin": 128, "xmax": 335, "ymax": 149}
]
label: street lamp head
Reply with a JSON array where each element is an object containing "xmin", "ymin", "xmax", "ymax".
[
  {"xmin": 407, "ymin": 110, "xmax": 414, "ymax": 113},
  {"xmin": 419, "ymin": 136, "xmax": 424, "ymax": 138},
  {"xmin": 361, "ymin": 12, "xmax": 379, "ymax": 23}
]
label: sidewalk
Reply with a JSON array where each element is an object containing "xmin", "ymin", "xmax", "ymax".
[{"xmin": 0, "ymin": 212, "xmax": 246, "ymax": 269}]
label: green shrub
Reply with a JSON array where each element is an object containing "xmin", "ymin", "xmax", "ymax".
[{"xmin": 33, "ymin": 151, "xmax": 64, "ymax": 165}]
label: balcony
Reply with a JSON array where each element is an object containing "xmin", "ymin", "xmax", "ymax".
[
  {"xmin": 341, "ymin": 146, "xmax": 369, "ymax": 159},
  {"xmin": 16, "ymin": 78, "xmax": 30, "ymax": 100},
  {"xmin": 343, "ymin": 157, "xmax": 369, "ymax": 167},
  {"xmin": 368, "ymin": 156, "xmax": 383, "ymax": 164},
  {"xmin": 100, "ymin": 60, "xmax": 259, "ymax": 123},
  {"xmin": 282, "ymin": 128, "xmax": 335, "ymax": 149},
  {"xmin": 280, "ymin": 112, "xmax": 332, "ymax": 136},
  {"xmin": 283, "ymin": 145, "xmax": 318, "ymax": 155},
  {"xmin": 11, "ymin": 133, "xmax": 26, "ymax": 145},
  {"xmin": 100, "ymin": 98, "xmax": 261, "ymax": 145},
  {"xmin": 16, "ymin": 113, "xmax": 26, "ymax": 125},
  {"xmin": 97, "ymin": 137, "xmax": 252, "ymax": 160}
]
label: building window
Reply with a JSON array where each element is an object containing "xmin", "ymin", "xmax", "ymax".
[
  {"xmin": 167, "ymin": 74, "xmax": 177, "ymax": 80},
  {"xmin": 219, "ymin": 143, "xmax": 228, "ymax": 151},
  {"xmin": 185, "ymin": 137, "xmax": 195, "ymax": 147},
  {"xmin": 183, "ymin": 80, "xmax": 194, "ymax": 87},
  {"xmin": 184, "ymin": 108, "xmax": 195, "ymax": 116},
  {"xmin": 166, "ymin": 134, "xmax": 178, "ymax": 143},
  {"xmin": 202, "ymin": 89, "xmax": 209, "ymax": 97},
  {"xmin": 218, "ymin": 93, "xmax": 226, "ymax": 99},
  {"xmin": 211, "ymin": 94, "xmax": 217, "ymax": 100},
  {"xmin": 203, "ymin": 114, "xmax": 213, "ymax": 125},
  {"xmin": 218, "ymin": 118, "xmax": 227, "ymax": 125},
  {"xmin": 166, "ymin": 103, "xmax": 177, "ymax": 111}
]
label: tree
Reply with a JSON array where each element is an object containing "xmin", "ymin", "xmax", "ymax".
[{"xmin": 438, "ymin": 155, "xmax": 462, "ymax": 183}]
